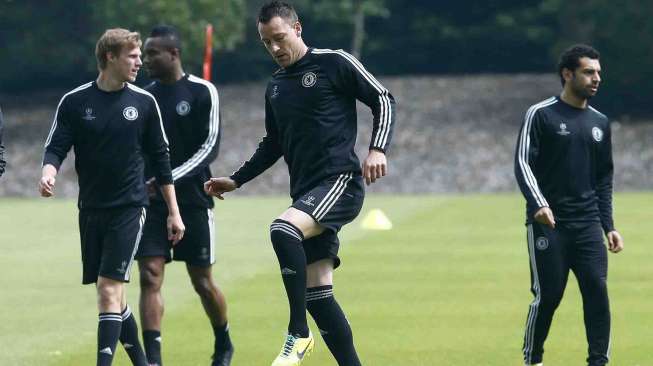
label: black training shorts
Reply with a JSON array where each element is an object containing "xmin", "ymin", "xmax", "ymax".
[{"xmin": 79, "ymin": 206, "xmax": 146, "ymax": 284}]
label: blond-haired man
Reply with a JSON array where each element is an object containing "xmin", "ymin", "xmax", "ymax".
[{"xmin": 40, "ymin": 28, "xmax": 185, "ymax": 366}]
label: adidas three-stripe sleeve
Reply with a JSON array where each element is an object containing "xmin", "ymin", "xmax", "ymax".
[
  {"xmin": 315, "ymin": 49, "xmax": 396, "ymax": 153},
  {"xmin": 514, "ymin": 103, "xmax": 551, "ymax": 211}
]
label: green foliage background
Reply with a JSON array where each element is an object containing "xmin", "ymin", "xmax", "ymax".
[{"xmin": 1, "ymin": 0, "xmax": 650, "ymax": 116}]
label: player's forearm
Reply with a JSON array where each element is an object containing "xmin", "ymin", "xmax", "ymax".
[
  {"xmin": 231, "ymin": 137, "xmax": 282, "ymax": 187},
  {"xmin": 41, "ymin": 164, "xmax": 58, "ymax": 179},
  {"xmin": 172, "ymin": 141, "xmax": 219, "ymax": 181},
  {"xmin": 230, "ymin": 156, "xmax": 276, "ymax": 187},
  {"xmin": 159, "ymin": 184, "xmax": 181, "ymax": 216},
  {"xmin": 43, "ymin": 149, "xmax": 68, "ymax": 170},
  {"xmin": 596, "ymin": 159, "xmax": 614, "ymax": 232},
  {"xmin": 369, "ymin": 93, "xmax": 396, "ymax": 152},
  {"xmin": 149, "ymin": 153, "xmax": 174, "ymax": 186},
  {"xmin": 596, "ymin": 184, "xmax": 614, "ymax": 233}
]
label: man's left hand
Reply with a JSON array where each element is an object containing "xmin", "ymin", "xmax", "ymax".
[
  {"xmin": 167, "ymin": 213, "xmax": 185, "ymax": 246},
  {"xmin": 607, "ymin": 230, "xmax": 624, "ymax": 253},
  {"xmin": 362, "ymin": 149, "xmax": 387, "ymax": 185}
]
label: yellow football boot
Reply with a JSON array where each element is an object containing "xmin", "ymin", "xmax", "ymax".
[{"xmin": 271, "ymin": 332, "xmax": 314, "ymax": 366}]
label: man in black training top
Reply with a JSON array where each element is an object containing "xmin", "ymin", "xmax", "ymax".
[
  {"xmin": 515, "ymin": 44, "xmax": 624, "ymax": 366},
  {"xmin": 137, "ymin": 25, "xmax": 233, "ymax": 366},
  {"xmin": 205, "ymin": 2, "xmax": 396, "ymax": 366},
  {"xmin": 39, "ymin": 28, "xmax": 185, "ymax": 366}
]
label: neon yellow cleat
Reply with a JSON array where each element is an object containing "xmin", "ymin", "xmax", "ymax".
[{"xmin": 271, "ymin": 332, "xmax": 314, "ymax": 366}]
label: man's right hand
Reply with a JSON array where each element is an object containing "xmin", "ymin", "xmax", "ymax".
[
  {"xmin": 38, "ymin": 175, "xmax": 56, "ymax": 197},
  {"xmin": 203, "ymin": 177, "xmax": 237, "ymax": 200},
  {"xmin": 534, "ymin": 207, "xmax": 555, "ymax": 228}
]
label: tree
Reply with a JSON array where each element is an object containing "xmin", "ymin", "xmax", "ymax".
[
  {"xmin": 91, "ymin": 0, "xmax": 247, "ymax": 74},
  {"xmin": 298, "ymin": 0, "xmax": 389, "ymax": 59},
  {"xmin": 555, "ymin": 0, "xmax": 653, "ymax": 117}
]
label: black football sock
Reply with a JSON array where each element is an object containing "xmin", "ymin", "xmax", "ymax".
[
  {"xmin": 97, "ymin": 313, "xmax": 122, "ymax": 366},
  {"xmin": 143, "ymin": 329, "xmax": 162, "ymax": 365},
  {"xmin": 270, "ymin": 219, "xmax": 309, "ymax": 338},
  {"xmin": 119, "ymin": 305, "xmax": 148, "ymax": 366},
  {"xmin": 307, "ymin": 286, "xmax": 361, "ymax": 366},
  {"xmin": 213, "ymin": 321, "xmax": 233, "ymax": 352}
]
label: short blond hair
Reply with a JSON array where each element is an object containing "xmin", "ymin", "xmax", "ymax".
[{"xmin": 95, "ymin": 28, "xmax": 142, "ymax": 70}]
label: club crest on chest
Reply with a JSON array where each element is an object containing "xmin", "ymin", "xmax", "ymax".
[
  {"xmin": 123, "ymin": 106, "xmax": 138, "ymax": 121},
  {"xmin": 176, "ymin": 101, "xmax": 191, "ymax": 116},
  {"xmin": 301, "ymin": 72, "xmax": 317, "ymax": 88},
  {"xmin": 592, "ymin": 126, "xmax": 603, "ymax": 142}
]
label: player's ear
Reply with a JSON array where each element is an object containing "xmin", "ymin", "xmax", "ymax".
[
  {"xmin": 294, "ymin": 21, "xmax": 302, "ymax": 37},
  {"xmin": 562, "ymin": 67, "xmax": 574, "ymax": 82},
  {"xmin": 106, "ymin": 51, "xmax": 117, "ymax": 65}
]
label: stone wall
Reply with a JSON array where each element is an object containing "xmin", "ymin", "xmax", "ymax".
[{"xmin": 1, "ymin": 74, "xmax": 651, "ymax": 198}]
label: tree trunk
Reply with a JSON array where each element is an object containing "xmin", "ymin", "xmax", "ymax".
[{"xmin": 351, "ymin": 1, "xmax": 365, "ymax": 60}]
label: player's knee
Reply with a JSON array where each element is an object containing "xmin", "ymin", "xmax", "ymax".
[
  {"xmin": 539, "ymin": 289, "xmax": 565, "ymax": 309},
  {"xmin": 139, "ymin": 264, "xmax": 163, "ymax": 291},
  {"xmin": 270, "ymin": 219, "xmax": 304, "ymax": 244},
  {"xmin": 580, "ymin": 276, "xmax": 609, "ymax": 296},
  {"xmin": 97, "ymin": 282, "xmax": 122, "ymax": 308},
  {"xmin": 191, "ymin": 275, "xmax": 214, "ymax": 298}
]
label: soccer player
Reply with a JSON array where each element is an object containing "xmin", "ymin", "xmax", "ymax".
[
  {"xmin": 137, "ymin": 25, "xmax": 233, "ymax": 366},
  {"xmin": 0, "ymin": 106, "xmax": 5, "ymax": 177},
  {"xmin": 204, "ymin": 2, "xmax": 396, "ymax": 365},
  {"xmin": 39, "ymin": 28, "xmax": 185, "ymax": 366},
  {"xmin": 515, "ymin": 44, "xmax": 624, "ymax": 366}
]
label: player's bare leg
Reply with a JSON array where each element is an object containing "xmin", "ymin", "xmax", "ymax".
[{"xmin": 187, "ymin": 264, "xmax": 233, "ymax": 365}]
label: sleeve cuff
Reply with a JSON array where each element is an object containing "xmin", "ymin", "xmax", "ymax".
[
  {"xmin": 602, "ymin": 223, "xmax": 615, "ymax": 234},
  {"xmin": 157, "ymin": 174, "xmax": 173, "ymax": 186},
  {"xmin": 229, "ymin": 174, "xmax": 243, "ymax": 188},
  {"xmin": 369, "ymin": 145, "xmax": 386, "ymax": 154},
  {"xmin": 43, "ymin": 154, "xmax": 62, "ymax": 170}
]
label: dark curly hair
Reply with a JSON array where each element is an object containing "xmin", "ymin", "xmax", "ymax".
[{"xmin": 557, "ymin": 44, "xmax": 600, "ymax": 86}]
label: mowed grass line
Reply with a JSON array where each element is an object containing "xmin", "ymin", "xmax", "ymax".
[{"xmin": 1, "ymin": 194, "xmax": 651, "ymax": 365}]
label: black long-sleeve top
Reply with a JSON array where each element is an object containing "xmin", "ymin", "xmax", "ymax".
[
  {"xmin": 514, "ymin": 96, "xmax": 615, "ymax": 233},
  {"xmin": 43, "ymin": 82, "xmax": 172, "ymax": 209},
  {"xmin": 231, "ymin": 48, "xmax": 396, "ymax": 200},
  {"xmin": 145, "ymin": 74, "xmax": 220, "ymax": 208}
]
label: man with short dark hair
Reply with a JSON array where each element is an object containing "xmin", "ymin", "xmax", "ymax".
[
  {"xmin": 515, "ymin": 44, "xmax": 624, "ymax": 366},
  {"xmin": 138, "ymin": 24, "xmax": 233, "ymax": 366},
  {"xmin": 205, "ymin": 1, "xmax": 396, "ymax": 365},
  {"xmin": 40, "ymin": 28, "xmax": 185, "ymax": 366}
]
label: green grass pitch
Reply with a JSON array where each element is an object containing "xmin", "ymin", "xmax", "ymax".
[{"xmin": 1, "ymin": 193, "xmax": 651, "ymax": 365}]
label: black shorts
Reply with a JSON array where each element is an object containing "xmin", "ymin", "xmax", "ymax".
[
  {"xmin": 292, "ymin": 172, "xmax": 365, "ymax": 268},
  {"xmin": 79, "ymin": 206, "xmax": 146, "ymax": 284},
  {"xmin": 136, "ymin": 204, "xmax": 215, "ymax": 267}
]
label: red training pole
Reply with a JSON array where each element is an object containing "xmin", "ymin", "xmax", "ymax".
[{"xmin": 203, "ymin": 24, "xmax": 213, "ymax": 81}]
